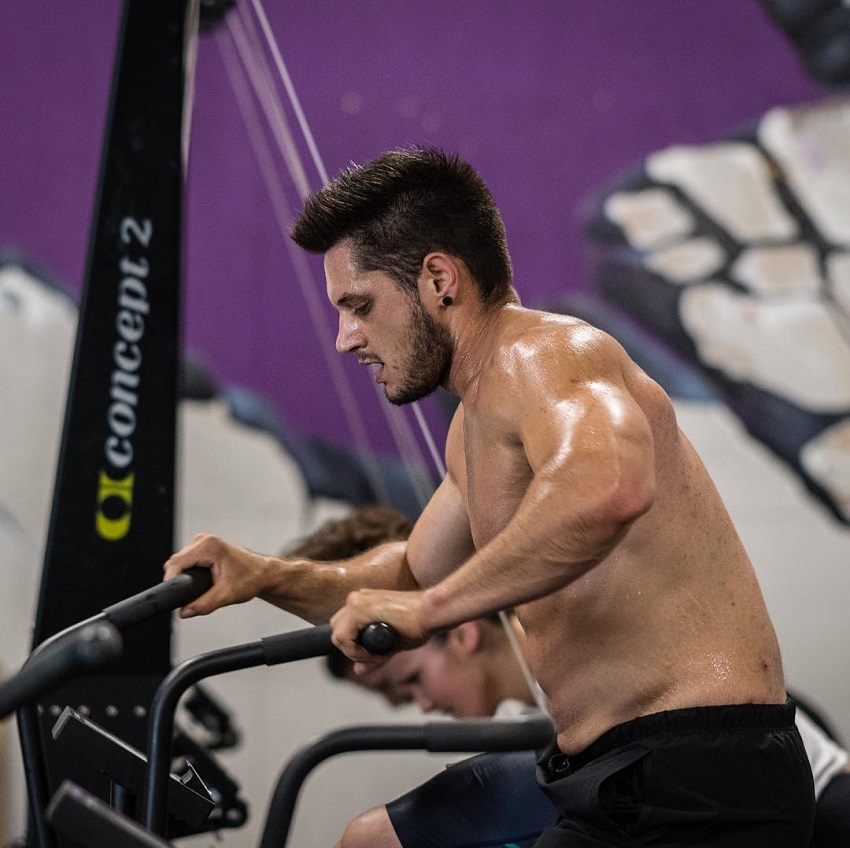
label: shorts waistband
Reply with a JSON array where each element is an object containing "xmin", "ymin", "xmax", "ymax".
[{"xmin": 563, "ymin": 700, "xmax": 796, "ymax": 773}]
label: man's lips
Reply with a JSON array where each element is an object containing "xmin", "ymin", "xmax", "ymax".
[{"xmin": 357, "ymin": 357, "xmax": 384, "ymax": 381}]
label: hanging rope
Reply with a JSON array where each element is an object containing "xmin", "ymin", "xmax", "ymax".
[
  {"xmin": 182, "ymin": 0, "xmax": 202, "ymax": 172},
  {"xmin": 218, "ymin": 6, "xmax": 436, "ymax": 509},
  {"xmin": 214, "ymin": 0, "xmax": 543, "ymax": 707},
  {"xmin": 217, "ymin": 15, "xmax": 389, "ymax": 503},
  {"xmin": 238, "ymin": 1, "xmax": 438, "ymax": 503}
]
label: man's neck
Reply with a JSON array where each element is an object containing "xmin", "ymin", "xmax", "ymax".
[{"xmin": 445, "ymin": 301, "xmax": 520, "ymax": 400}]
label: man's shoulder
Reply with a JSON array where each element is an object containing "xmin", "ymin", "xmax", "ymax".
[{"xmin": 486, "ymin": 310, "xmax": 620, "ymax": 386}]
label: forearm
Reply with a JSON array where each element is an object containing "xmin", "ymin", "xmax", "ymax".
[
  {"xmin": 262, "ymin": 541, "xmax": 419, "ymax": 624},
  {"xmin": 420, "ymin": 474, "xmax": 647, "ymax": 632},
  {"xmin": 165, "ymin": 535, "xmax": 418, "ymax": 623}
]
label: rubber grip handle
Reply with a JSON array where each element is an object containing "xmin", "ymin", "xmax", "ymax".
[
  {"xmin": 357, "ymin": 622, "xmax": 398, "ymax": 655},
  {"xmin": 102, "ymin": 567, "xmax": 213, "ymax": 629}
]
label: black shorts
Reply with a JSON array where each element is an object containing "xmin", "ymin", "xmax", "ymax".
[
  {"xmin": 534, "ymin": 700, "xmax": 815, "ymax": 847},
  {"xmin": 387, "ymin": 749, "xmax": 558, "ymax": 848}
]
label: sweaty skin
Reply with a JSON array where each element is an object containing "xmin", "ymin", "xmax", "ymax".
[
  {"xmin": 165, "ymin": 240, "xmax": 784, "ymax": 755},
  {"xmin": 439, "ymin": 326, "xmax": 784, "ymax": 751}
]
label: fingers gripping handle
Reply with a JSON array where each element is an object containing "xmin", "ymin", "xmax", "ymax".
[
  {"xmin": 259, "ymin": 624, "xmax": 396, "ymax": 666},
  {"xmin": 102, "ymin": 567, "xmax": 213, "ymax": 630},
  {"xmin": 357, "ymin": 622, "xmax": 398, "ymax": 655}
]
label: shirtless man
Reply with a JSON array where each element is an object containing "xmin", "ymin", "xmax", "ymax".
[{"xmin": 165, "ymin": 147, "xmax": 814, "ymax": 845}]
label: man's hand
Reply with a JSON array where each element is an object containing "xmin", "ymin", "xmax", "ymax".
[
  {"xmin": 163, "ymin": 533, "xmax": 273, "ymax": 618},
  {"xmin": 330, "ymin": 588, "xmax": 431, "ymax": 672}
]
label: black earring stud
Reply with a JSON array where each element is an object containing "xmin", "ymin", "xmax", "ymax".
[{"xmin": 442, "ymin": 296, "xmax": 453, "ymax": 307}]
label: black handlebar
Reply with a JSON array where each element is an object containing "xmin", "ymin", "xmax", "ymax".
[
  {"xmin": 23, "ymin": 561, "xmax": 412, "ymax": 842},
  {"xmin": 19, "ymin": 567, "xmax": 213, "ymax": 848},
  {"xmin": 103, "ymin": 567, "xmax": 213, "ymax": 629},
  {"xmin": 142, "ymin": 625, "xmax": 336, "ymax": 833},
  {"xmin": 260, "ymin": 714, "xmax": 555, "ymax": 848},
  {"xmin": 357, "ymin": 621, "xmax": 398, "ymax": 655},
  {"xmin": 0, "ymin": 623, "xmax": 122, "ymax": 720},
  {"xmin": 142, "ymin": 620, "xmax": 403, "ymax": 834},
  {"xmin": 49, "ymin": 715, "xmax": 554, "ymax": 848}
]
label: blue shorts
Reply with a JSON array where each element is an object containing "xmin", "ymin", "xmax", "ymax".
[{"xmin": 387, "ymin": 749, "xmax": 557, "ymax": 848}]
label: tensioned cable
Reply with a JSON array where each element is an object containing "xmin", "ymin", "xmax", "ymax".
[
  {"xmin": 220, "ymin": 13, "xmax": 432, "ymax": 509},
  {"xmin": 411, "ymin": 404, "xmax": 447, "ymax": 479},
  {"xmin": 216, "ymin": 23, "xmax": 390, "ymax": 506},
  {"xmin": 223, "ymin": 7, "xmax": 435, "ymax": 509},
  {"xmin": 235, "ymin": 4, "xmax": 436, "ymax": 509},
  {"xmin": 243, "ymin": 2, "xmax": 440, "ymax": 508},
  {"xmin": 230, "ymin": 0, "xmax": 542, "ymax": 705},
  {"xmin": 231, "ymin": 2, "xmax": 312, "ymax": 201},
  {"xmin": 230, "ymin": 3, "xmax": 433, "ymax": 507},
  {"xmin": 500, "ymin": 611, "xmax": 548, "ymax": 713},
  {"xmin": 248, "ymin": 0, "xmax": 330, "ymax": 186},
  {"xmin": 182, "ymin": 0, "xmax": 201, "ymax": 172},
  {"xmin": 188, "ymin": 7, "xmax": 379, "ymax": 501}
]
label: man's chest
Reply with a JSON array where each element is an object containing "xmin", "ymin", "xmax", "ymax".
[{"xmin": 462, "ymin": 415, "xmax": 531, "ymax": 548}]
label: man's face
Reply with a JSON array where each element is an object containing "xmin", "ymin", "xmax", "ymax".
[
  {"xmin": 325, "ymin": 242, "xmax": 451, "ymax": 405},
  {"xmin": 350, "ymin": 635, "xmax": 496, "ymax": 718}
]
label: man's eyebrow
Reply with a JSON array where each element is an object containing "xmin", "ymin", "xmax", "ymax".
[{"xmin": 334, "ymin": 292, "xmax": 364, "ymax": 309}]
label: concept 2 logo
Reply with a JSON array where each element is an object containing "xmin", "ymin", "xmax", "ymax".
[{"xmin": 96, "ymin": 216, "xmax": 152, "ymax": 542}]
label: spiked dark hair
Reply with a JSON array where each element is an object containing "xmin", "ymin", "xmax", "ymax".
[{"xmin": 290, "ymin": 147, "xmax": 514, "ymax": 304}]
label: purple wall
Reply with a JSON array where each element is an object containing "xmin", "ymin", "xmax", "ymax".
[{"xmin": 0, "ymin": 1, "xmax": 822, "ymax": 461}]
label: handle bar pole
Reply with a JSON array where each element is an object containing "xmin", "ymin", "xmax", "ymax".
[
  {"xmin": 259, "ymin": 715, "xmax": 556, "ymax": 848},
  {"xmin": 142, "ymin": 625, "xmax": 335, "ymax": 834},
  {"xmin": 18, "ymin": 567, "xmax": 212, "ymax": 848}
]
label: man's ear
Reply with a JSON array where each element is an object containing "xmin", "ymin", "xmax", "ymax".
[
  {"xmin": 420, "ymin": 252, "xmax": 459, "ymax": 307},
  {"xmin": 449, "ymin": 621, "xmax": 482, "ymax": 654}
]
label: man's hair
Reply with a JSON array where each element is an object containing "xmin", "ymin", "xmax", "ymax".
[
  {"xmin": 285, "ymin": 505, "xmax": 413, "ymax": 561},
  {"xmin": 291, "ymin": 146, "xmax": 514, "ymax": 304}
]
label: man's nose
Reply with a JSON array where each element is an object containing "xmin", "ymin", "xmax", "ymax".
[{"xmin": 336, "ymin": 315, "xmax": 365, "ymax": 353}]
